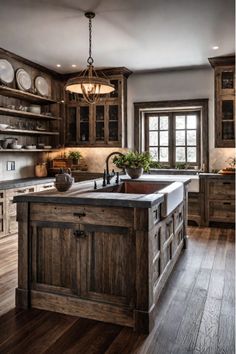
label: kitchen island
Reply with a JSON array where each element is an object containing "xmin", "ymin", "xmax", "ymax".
[{"xmin": 14, "ymin": 175, "xmax": 190, "ymax": 333}]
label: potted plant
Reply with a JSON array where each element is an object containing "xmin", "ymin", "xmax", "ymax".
[
  {"xmin": 68, "ymin": 151, "xmax": 82, "ymax": 165},
  {"xmin": 113, "ymin": 151, "xmax": 152, "ymax": 179}
]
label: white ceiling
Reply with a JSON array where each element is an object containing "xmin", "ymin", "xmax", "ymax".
[{"xmin": 0, "ymin": 0, "xmax": 235, "ymax": 73}]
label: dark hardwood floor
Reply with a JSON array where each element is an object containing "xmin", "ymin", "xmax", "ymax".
[{"xmin": 0, "ymin": 226, "xmax": 234, "ymax": 354}]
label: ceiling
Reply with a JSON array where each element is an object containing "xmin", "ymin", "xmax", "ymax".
[{"xmin": 0, "ymin": 0, "xmax": 235, "ymax": 73}]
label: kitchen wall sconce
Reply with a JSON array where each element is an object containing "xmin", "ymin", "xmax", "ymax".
[{"xmin": 66, "ymin": 12, "xmax": 114, "ymax": 104}]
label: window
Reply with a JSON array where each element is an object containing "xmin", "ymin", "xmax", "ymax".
[
  {"xmin": 145, "ymin": 111, "xmax": 200, "ymax": 167},
  {"xmin": 134, "ymin": 99, "xmax": 209, "ymax": 171}
]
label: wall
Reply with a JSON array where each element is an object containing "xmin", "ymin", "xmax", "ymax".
[
  {"xmin": 0, "ymin": 152, "xmax": 39, "ymax": 181},
  {"xmin": 127, "ymin": 67, "xmax": 235, "ymax": 170}
]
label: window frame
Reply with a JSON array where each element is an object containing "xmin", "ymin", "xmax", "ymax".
[{"xmin": 134, "ymin": 99, "xmax": 209, "ymax": 172}]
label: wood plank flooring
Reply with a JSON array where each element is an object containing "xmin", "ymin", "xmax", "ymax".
[{"xmin": 0, "ymin": 226, "xmax": 234, "ymax": 354}]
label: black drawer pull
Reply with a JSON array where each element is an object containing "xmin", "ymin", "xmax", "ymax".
[
  {"xmin": 73, "ymin": 212, "xmax": 86, "ymax": 218},
  {"xmin": 73, "ymin": 230, "xmax": 86, "ymax": 238},
  {"xmin": 223, "ymin": 182, "xmax": 231, "ymax": 185},
  {"xmin": 223, "ymin": 202, "xmax": 231, "ymax": 205}
]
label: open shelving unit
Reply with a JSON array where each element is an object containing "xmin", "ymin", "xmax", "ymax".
[
  {"xmin": 0, "ymin": 128, "xmax": 59, "ymax": 135},
  {"xmin": 0, "ymin": 84, "xmax": 62, "ymax": 152},
  {"xmin": 0, "ymin": 107, "xmax": 61, "ymax": 120},
  {"xmin": 0, "ymin": 86, "xmax": 57, "ymax": 104}
]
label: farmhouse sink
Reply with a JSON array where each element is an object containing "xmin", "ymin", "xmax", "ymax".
[{"xmin": 94, "ymin": 180, "xmax": 184, "ymax": 217}]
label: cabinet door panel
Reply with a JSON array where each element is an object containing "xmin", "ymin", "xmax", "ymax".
[
  {"xmin": 31, "ymin": 225, "xmax": 80, "ymax": 296},
  {"xmin": 208, "ymin": 201, "xmax": 235, "ymax": 223},
  {"xmin": 82, "ymin": 225, "xmax": 135, "ymax": 307},
  {"xmin": 208, "ymin": 180, "xmax": 235, "ymax": 199}
]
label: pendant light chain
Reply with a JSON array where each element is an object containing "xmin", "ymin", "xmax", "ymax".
[
  {"xmin": 87, "ymin": 17, "xmax": 94, "ymax": 65},
  {"xmin": 66, "ymin": 11, "xmax": 115, "ymax": 103}
]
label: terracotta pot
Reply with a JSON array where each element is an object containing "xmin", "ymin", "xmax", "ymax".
[{"xmin": 126, "ymin": 167, "xmax": 143, "ymax": 179}]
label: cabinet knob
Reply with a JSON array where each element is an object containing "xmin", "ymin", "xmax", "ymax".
[
  {"xmin": 73, "ymin": 212, "xmax": 86, "ymax": 218},
  {"xmin": 73, "ymin": 230, "xmax": 87, "ymax": 238}
]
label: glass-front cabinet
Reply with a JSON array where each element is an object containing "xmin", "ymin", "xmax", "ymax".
[
  {"xmin": 65, "ymin": 68, "xmax": 131, "ymax": 147},
  {"xmin": 209, "ymin": 55, "xmax": 235, "ymax": 147}
]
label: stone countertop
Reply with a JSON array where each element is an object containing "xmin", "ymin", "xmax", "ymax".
[
  {"xmin": 13, "ymin": 178, "xmax": 164, "ymax": 208},
  {"xmin": 0, "ymin": 177, "xmax": 55, "ymax": 190},
  {"xmin": 13, "ymin": 174, "xmax": 191, "ymax": 209},
  {"xmin": 199, "ymin": 173, "xmax": 235, "ymax": 179}
]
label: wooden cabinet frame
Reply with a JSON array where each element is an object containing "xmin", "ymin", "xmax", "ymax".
[
  {"xmin": 65, "ymin": 70, "xmax": 131, "ymax": 147},
  {"xmin": 209, "ymin": 55, "xmax": 235, "ymax": 148}
]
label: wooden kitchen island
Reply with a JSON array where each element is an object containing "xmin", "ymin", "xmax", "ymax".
[{"xmin": 14, "ymin": 176, "xmax": 190, "ymax": 333}]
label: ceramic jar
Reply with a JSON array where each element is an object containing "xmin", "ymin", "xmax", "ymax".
[
  {"xmin": 35, "ymin": 163, "xmax": 47, "ymax": 177},
  {"xmin": 55, "ymin": 169, "xmax": 74, "ymax": 192}
]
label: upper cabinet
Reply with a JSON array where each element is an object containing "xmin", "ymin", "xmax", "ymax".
[
  {"xmin": 65, "ymin": 68, "xmax": 132, "ymax": 148},
  {"xmin": 0, "ymin": 48, "xmax": 64, "ymax": 152},
  {"xmin": 209, "ymin": 55, "xmax": 235, "ymax": 148}
]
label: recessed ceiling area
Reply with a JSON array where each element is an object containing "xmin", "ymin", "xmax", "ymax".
[{"xmin": 0, "ymin": 0, "xmax": 234, "ymax": 73}]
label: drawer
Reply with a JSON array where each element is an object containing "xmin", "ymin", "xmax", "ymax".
[
  {"xmin": 149, "ymin": 205, "xmax": 161, "ymax": 228},
  {"xmin": 152, "ymin": 253, "xmax": 161, "ymax": 287},
  {"xmin": 6, "ymin": 186, "xmax": 36, "ymax": 198},
  {"xmin": 36, "ymin": 183, "xmax": 55, "ymax": 192},
  {"xmin": 30, "ymin": 203, "xmax": 134, "ymax": 228},
  {"xmin": 208, "ymin": 180, "xmax": 235, "ymax": 199},
  {"xmin": 150, "ymin": 222, "xmax": 163, "ymax": 259},
  {"xmin": 209, "ymin": 200, "xmax": 235, "ymax": 223},
  {"xmin": 174, "ymin": 203, "xmax": 184, "ymax": 231},
  {"xmin": 164, "ymin": 215, "xmax": 174, "ymax": 242},
  {"xmin": 161, "ymin": 240, "xmax": 172, "ymax": 272}
]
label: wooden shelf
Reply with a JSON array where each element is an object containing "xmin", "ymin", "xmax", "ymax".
[
  {"xmin": 0, "ymin": 107, "xmax": 61, "ymax": 120},
  {"xmin": 0, "ymin": 149, "xmax": 59, "ymax": 152},
  {"xmin": 0, "ymin": 128, "xmax": 59, "ymax": 136},
  {"xmin": 0, "ymin": 86, "xmax": 57, "ymax": 104}
]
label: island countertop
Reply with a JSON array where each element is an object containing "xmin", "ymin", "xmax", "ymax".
[{"xmin": 13, "ymin": 174, "xmax": 191, "ymax": 208}]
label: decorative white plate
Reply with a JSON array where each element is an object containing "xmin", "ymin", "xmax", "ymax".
[
  {"xmin": 35, "ymin": 76, "xmax": 49, "ymax": 97},
  {"xmin": 16, "ymin": 68, "xmax": 32, "ymax": 91},
  {"xmin": 0, "ymin": 59, "xmax": 14, "ymax": 84},
  {"xmin": 25, "ymin": 145, "xmax": 36, "ymax": 150}
]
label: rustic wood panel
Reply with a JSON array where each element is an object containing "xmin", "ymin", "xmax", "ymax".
[
  {"xmin": 30, "ymin": 203, "xmax": 134, "ymax": 227},
  {"xmin": 83, "ymin": 226, "xmax": 135, "ymax": 307},
  {"xmin": 31, "ymin": 225, "xmax": 80, "ymax": 295}
]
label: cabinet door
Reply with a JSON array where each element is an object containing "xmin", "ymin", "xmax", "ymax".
[
  {"xmin": 81, "ymin": 224, "xmax": 135, "ymax": 307},
  {"xmin": 31, "ymin": 224, "xmax": 81, "ymax": 296},
  {"xmin": 215, "ymin": 65, "xmax": 235, "ymax": 147}
]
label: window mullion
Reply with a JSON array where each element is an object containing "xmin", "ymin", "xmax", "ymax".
[{"xmin": 170, "ymin": 113, "xmax": 174, "ymax": 168}]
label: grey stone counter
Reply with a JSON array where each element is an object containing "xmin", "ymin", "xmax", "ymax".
[
  {"xmin": 13, "ymin": 174, "xmax": 191, "ymax": 209},
  {"xmin": 0, "ymin": 177, "xmax": 55, "ymax": 190}
]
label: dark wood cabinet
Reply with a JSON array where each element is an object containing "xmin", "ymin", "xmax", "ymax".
[
  {"xmin": 65, "ymin": 68, "xmax": 131, "ymax": 147},
  {"xmin": 200, "ymin": 174, "xmax": 235, "ymax": 226},
  {"xmin": 30, "ymin": 221, "xmax": 135, "ymax": 307},
  {"xmin": 209, "ymin": 55, "xmax": 235, "ymax": 147}
]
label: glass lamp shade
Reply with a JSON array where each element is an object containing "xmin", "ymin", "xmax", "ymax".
[{"xmin": 66, "ymin": 65, "xmax": 115, "ymax": 104}]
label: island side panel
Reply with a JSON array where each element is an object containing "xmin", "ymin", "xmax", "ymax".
[
  {"xmin": 133, "ymin": 207, "xmax": 154, "ymax": 333},
  {"xmin": 15, "ymin": 202, "xmax": 30, "ymax": 309}
]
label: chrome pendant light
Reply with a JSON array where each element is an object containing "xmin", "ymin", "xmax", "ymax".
[{"xmin": 66, "ymin": 12, "xmax": 115, "ymax": 104}]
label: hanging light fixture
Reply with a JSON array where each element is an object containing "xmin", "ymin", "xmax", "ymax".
[{"xmin": 66, "ymin": 12, "xmax": 115, "ymax": 104}]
